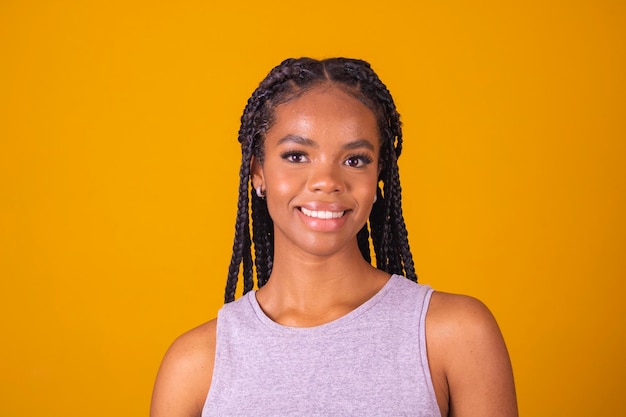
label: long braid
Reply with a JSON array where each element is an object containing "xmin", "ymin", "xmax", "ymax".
[
  {"xmin": 225, "ymin": 81, "xmax": 273, "ymax": 302},
  {"xmin": 251, "ymin": 192, "xmax": 273, "ymax": 287},
  {"xmin": 383, "ymin": 153, "xmax": 404, "ymax": 275},
  {"xmin": 357, "ymin": 224, "xmax": 371, "ymax": 264},
  {"xmin": 224, "ymin": 141, "xmax": 254, "ymax": 302},
  {"xmin": 225, "ymin": 57, "xmax": 417, "ymax": 302},
  {"xmin": 379, "ymin": 164, "xmax": 396, "ymax": 272},
  {"xmin": 370, "ymin": 186, "xmax": 385, "ymax": 268},
  {"xmin": 390, "ymin": 168, "xmax": 416, "ymax": 281}
]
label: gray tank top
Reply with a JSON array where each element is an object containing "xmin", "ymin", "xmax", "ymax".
[{"xmin": 203, "ymin": 274, "xmax": 441, "ymax": 417}]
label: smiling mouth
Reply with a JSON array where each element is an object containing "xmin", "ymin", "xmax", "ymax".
[{"xmin": 300, "ymin": 207, "xmax": 346, "ymax": 219}]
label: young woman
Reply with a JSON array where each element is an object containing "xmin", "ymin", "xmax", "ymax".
[{"xmin": 151, "ymin": 57, "xmax": 518, "ymax": 417}]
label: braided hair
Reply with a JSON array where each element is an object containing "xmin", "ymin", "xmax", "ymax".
[{"xmin": 224, "ymin": 57, "xmax": 416, "ymax": 303}]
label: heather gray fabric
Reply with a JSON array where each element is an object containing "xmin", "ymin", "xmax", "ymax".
[{"xmin": 203, "ymin": 274, "xmax": 441, "ymax": 417}]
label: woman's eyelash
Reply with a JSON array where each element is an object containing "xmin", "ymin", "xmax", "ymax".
[
  {"xmin": 345, "ymin": 154, "xmax": 374, "ymax": 167},
  {"xmin": 280, "ymin": 151, "xmax": 308, "ymax": 163},
  {"xmin": 279, "ymin": 151, "xmax": 373, "ymax": 166}
]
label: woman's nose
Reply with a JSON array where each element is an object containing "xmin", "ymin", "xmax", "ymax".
[{"xmin": 307, "ymin": 162, "xmax": 344, "ymax": 193}]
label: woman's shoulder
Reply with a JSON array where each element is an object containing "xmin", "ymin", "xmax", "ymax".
[
  {"xmin": 428, "ymin": 291, "xmax": 497, "ymax": 328},
  {"xmin": 150, "ymin": 319, "xmax": 217, "ymax": 417},
  {"xmin": 427, "ymin": 291, "xmax": 509, "ymax": 367},
  {"xmin": 426, "ymin": 291, "xmax": 518, "ymax": 416},
  {"xmin": 167, "ymin": 319, "xmax": 217, "ymax": 367}
]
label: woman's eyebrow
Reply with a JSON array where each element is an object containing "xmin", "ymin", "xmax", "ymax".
[
  {"xmin": 276, "ymin": 134, "xmax": 317, "ymax": 148},
  {"xmin": 276, "ymin": 135, "xmax": 375, "ymax": 151},
  {"xmin": 343, "ymin": 139, "xmax": 375, "ymax": 151}
]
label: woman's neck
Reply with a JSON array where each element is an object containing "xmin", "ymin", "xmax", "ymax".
[{"xmin": 254, "ymin": 244, "xmax": 391, "ymax": 327}]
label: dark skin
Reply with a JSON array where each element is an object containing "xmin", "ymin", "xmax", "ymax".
[{"xmin": 151, "ymin": 85, "xmax": 518, "ymax": 417}]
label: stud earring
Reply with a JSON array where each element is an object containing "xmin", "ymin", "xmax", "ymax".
[{"xmin": 255, "ymin": 186, "xmax": 265, "ymax": 198}]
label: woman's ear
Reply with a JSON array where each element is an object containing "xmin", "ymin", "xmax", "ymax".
[{"xmin": 250, "ymin": 156, "xmax": 264, "ymax": 190}]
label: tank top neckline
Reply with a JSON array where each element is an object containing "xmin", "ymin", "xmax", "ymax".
[{"xmin": 246, "ymin": 274, "xmax": 403, "ymax": 334}]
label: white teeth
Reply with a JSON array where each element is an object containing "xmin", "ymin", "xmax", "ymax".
[{"xmin": 300, "ymin": 207, "xmax": 345, "ymax": 219}]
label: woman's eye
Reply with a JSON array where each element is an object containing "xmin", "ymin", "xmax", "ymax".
[
  {"xmin": 281, "ymin": 152, "xmax": 308, "ymax": 163},
  {"xmin": 345, "ymin": 155, "xmax": 373, "ymax": 168}
]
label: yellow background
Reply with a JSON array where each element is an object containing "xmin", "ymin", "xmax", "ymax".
[{"xmin": 1, "ymin": 0, "xmax": 625, "ymax": 415}]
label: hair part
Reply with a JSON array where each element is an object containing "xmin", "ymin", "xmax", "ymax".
[{"xmin": 224, "ymin": 57, "xmax": 416, "ymax": 303}]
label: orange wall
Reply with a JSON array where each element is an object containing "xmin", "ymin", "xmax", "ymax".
[{"xmin": 1, "ymin": 1, "xmax": 624, "ymax": 416}]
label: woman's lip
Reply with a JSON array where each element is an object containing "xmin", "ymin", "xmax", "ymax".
[
  {"xmin": 297, "ymin": 202, "xmax": 349, "ymax": 212},
  {"xmin": 299, "ymin": 207, "xmax": 346, "ymax": 219},
  {"xmin": 296, "ymin": 207, "xmax": 349, "ymax": 232}
]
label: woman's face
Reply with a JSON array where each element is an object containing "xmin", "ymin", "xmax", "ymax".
[{"xmin": 252, "ymin": 85, "xmax": 380, "ymax": 259}]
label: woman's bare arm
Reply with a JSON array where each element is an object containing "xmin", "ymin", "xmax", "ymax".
[
  {"xmin": 150, "ymin": 320, "xmax": 216, "ymax": 417},
  {"xmin": 427, "ymin": 292, "xmax": 518, "ymax": 417}
]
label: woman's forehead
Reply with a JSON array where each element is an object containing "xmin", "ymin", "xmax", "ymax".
[{"xmin": 269, "ymin": 86, "xmax": 379, "ymax": 134}]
